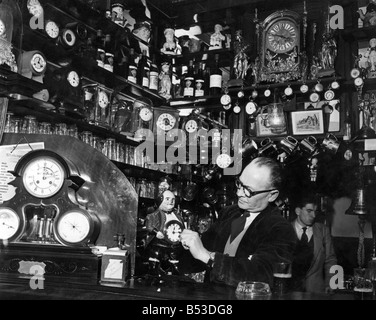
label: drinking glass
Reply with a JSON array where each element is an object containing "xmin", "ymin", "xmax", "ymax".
[{"xmin": 235, "ymin": 281, "xmax": 272, "ymax": 300}]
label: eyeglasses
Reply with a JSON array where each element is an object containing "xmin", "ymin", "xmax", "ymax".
[{"xmin": 235, "ymin": 178, "xmax": 276, "ymax": 198}]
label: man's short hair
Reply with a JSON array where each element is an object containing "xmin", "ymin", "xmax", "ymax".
[
  {"xmin": 252, "ymin": 157, "xmax": 282, "ymax": 190},
  {"xmin": 294, "ymin": 193, "xmax": 318, "ymax": 209}
]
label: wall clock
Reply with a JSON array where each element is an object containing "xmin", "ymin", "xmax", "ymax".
[
  {"xmin": 164, "ymin": 220, "xmax": 184, "ymax": 245},
  {"xmin": 153, "ymin": 106, "xmax": 180, "ymax": 137},
  {"xmin": 260, "ymin": 10, "xmax": 301, "ymax": 83},
  {"xmin": 45, "ymin": 20, "xmax": 60, "ymax": 39}
]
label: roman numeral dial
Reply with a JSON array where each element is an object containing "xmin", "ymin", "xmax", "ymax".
[{"xmin": 266, "ymin": 20, "xmax": 298, "ymax": 53}]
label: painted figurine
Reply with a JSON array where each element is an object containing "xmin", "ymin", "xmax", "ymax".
[
  {"xmin": 210, "ymin": 24, "xmax": 226, "ymax": 50},
  {"xmin": 233, "ymin": 30, "xmax": 251, "ymax": 80},
  {"xmin": 358, "ymin": 0, "xmax": 376, "ymax": 27},
  {"xmin": 161, "ymin": 28, "xmax": 181, "ymax": 55},
  {"xmin": 365, "ymin": 38, "xmax": 376, "ymax": 72},
  {"xmin": 159, "ymin": 62, "xmax": 172, "ymax": 100}
]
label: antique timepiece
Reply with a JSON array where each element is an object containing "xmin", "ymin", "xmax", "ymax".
[
  {"xmin": 153, "ymin": 106, "xmax": 180, "ymax": 137},
  {"xmin": 18, "ymin": 50, "xmax": 47, "ymax": 83},
  {"xmin": 59, "ymin": 28, "xmax": 77, "ymax": 48},
  {"xmin": 45, "ymin": 20, "xmax": 60, "ymax": 39},
  {"xmin": 67, "ymin": 70, "xmax": 80, "ymax": 88},
  {"xmin": 130, "ymin": 98, "xmax": 154, "ymax": 138},
  {"xmin": 139, "ymin": 106, "xmax": 153, "ymax": 122},
  {"xmin": 95, "ymin": 86, "xmax": 113, "ymax": 128},
  {"xmin": 98, "ymin": 89, "xmax": 110, "ymax": 108},
  {"xmin": 216, "ymin": 152, "xmax": 232, "ymax": 169},
  {"xmin": 0, "ymin": 207, "xmax": 20, "ymax": 241},
  {"xmin": 164, "ymin": 220, "xmax": 184, "ymax": 245},
  {"xmin": 259, "ymin": 10, "xmax": 301, "ymax": 83},
  {"xmin": 246, "ymin": 101, "xmax": 258, "ymax": 115}
]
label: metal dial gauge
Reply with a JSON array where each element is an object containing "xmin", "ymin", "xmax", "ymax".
[
  {"xmin": 0, "ymin": 208, "xmax": 20, "ymax": 241},
  {"xmin": 31, "ymin": 53, "xmax": 47, "ymax": 74},
  {"xmin": 45, "ymin": 20, "xmax": 60, "ymax": 39},
  {"xmin": 185, "ymin": 119, "xmax": 199, "ymax": 133},
  {"xmin": 0, "ymin": 19, "xmax": 6, "ymax": 37},
  {"xmin": 164, "ymin": 220, "xmax": 184, "ymax": 244},
  {"xmin": 67, "ymin": 70, "xmax": 80, "ymax": 87},
  {"xmin": 22, "ymin": 156, "xmax": 65, "ymax": 199},
  {"xmin": 98, "ymin": 90, "xmax": 109, "ymax": 108},
  {"xmin": 56, "ymin": 210, "xmax": 91, "ymax": 244},
  {"xmin": 216, "ymin": 153, "xmax": 232, "ymax": 169},
  {"xmin": 139, "ymin": 107, "xmax": 153, "ymax": 122},
  {"xmin": 157, "ymin": 113, "xmax": 177, "ymax": 131}
]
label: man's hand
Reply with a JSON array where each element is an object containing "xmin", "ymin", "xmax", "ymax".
[{"xmin": 180, "ymin": 229, "xmax": 211, "ymax": 263}]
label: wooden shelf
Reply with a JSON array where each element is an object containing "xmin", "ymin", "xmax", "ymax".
[{"xmin": 112, "ymin": 161, "xmax": 177, "ymax": 181}]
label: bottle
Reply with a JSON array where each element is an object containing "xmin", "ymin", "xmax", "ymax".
[
  {"xmin": 179, "ymin": 63, "xmax": 188, "ymax": 98},
  {"xmin": 137, "ymin": 50, "xmax": 150, "ymax": 88},
  {"xmin": 103, "ymin": 34, "xmax": 114, "ymax": 72},
  {"xmin": 95, "ymin": 29, "xmax": 105, "ymax": 68},
  {"xmin": 115, "ymin": 46, "xmax": 129, "ymax": 78},
  {"xmin": 127, "ymin": 48, "xmax": 137, "ymax": 84},
  {"xmin": 210, "ymin": 54, "xmax": 223, "ymax": 96},
  {"xmin": 195, "ymin": 62, "xmax": 205, "ymax": 97},
  {"xmin": 183, "ymin": 59, "xmax": 195, "ymax": 98},
  {"xmin": 171, "ymin": 58, "xmax": 181, "ymax": 99},
  {"xmin": 148, "ymin": 55, "xmax": 159, "ymax": 93}
]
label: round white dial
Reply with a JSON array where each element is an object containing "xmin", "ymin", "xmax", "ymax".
[
  {"xmin": 216, "ymin": 153, "xmax": 232, "ymax": 169},
  {"xmin": 300, "ymin": 84, "xmax": 309, "ymax": 94},
  {"xmin": 62, "ymin": 29, "xmax": 76, "ymax": 47},
  {"xmin": 67, "ymin": 70, "xmax": 80, "ymax": 87},
  {"xmin": 45, "ymin": 20, "xmax": 59, "ymax": 39},
  {"xmin": 185, "ymin": 119, "xmax": 198, "ymax": 133},
  {"xmin": 233, "ymin": 104, "xmax": 241, "ymax": 114},
  {"xmin": 31, "ymin": 53, "xmax": 47, "ymax": 74},
  {"xmin": 309, "ymin": 92, "xmax": 320, "ymax": 103},
  {"xmin": 246, "ymin": 101, "xmax": 257, "ymax": 115},
  {"xmin": 351, "ymin": 68, "xmax": 361, "ymax": 79},
  {"xmin": 28, "ymin": 2, "xmax": 44, "ymax": 18},
  {"xmin": 324, "ymin": 90, "xmax": 335, "ymax": 101},
  {"xmin": 23, "ymin": 157, "xmax": 65, "ymax": 198},
  {"xmin": 139, "ymin": 107, "xmax": 153, "ymax": 122},
  {"xmin": 284, "ymin": 86, "xmax": 293, "ymax": 96},
  {"xmin": 354, "ymin": 77, "xmax": 364, "ymax": 87},
  {"xmin": 0, "ymin": 19, "xmax": 6, "ymax": 37},
  {"xmin": 331, "ymin": 81, "xmax": 340, "ymax": 90},
  {"xmin": 0, "ymin": 208, "xmax": 20, "ymax": 241},
  {"xmin": 157, "ymin": 113, "xmax": 176, "ymax": 131},
  {"xmin": 221, "ymin": 94, "xmax": 231, "ymax": 106},
  {"xmin": 56, "ymin": 210, "xmax": 91, "ymax": 244},
  {"xmin": 164, "ymin": 221, "xmax": 183, "ymax": 244},
  {"xmin": 98, "ymin": 90, "xmax": 109, "ymax": 108},
  {"xmin": 264, "ymin": 89, "xmax": 271, "ymax": 97}
]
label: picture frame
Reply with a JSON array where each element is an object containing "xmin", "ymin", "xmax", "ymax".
[
  {"xmin": 291, "ymin": 109, "xmax": 324, "ymax": 135},
  {"xmin": 255, "ymin": 114, "xmax": 288, "ymax": 137}
]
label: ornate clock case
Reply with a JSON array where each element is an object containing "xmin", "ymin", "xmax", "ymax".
[
  {"xmin": 260, "ymin": 10, "xmax": 302, "ymax": 83},
  {"xmin": 0, "ymin": 134, "xmax": 138, "ymax": 284}
]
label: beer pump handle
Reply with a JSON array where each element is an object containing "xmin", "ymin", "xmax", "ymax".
[{"xmin": 193, "ymin": 109, "xmax": 229, "ymax": 129}]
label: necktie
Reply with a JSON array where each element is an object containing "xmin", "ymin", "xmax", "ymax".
[
  {"xmin": 300, "ymin": 227, "xmax": 308, "ymax": 245},
  {"xmin": 230, "ymin": 213, "xmax": 250, "ymax": 243}
]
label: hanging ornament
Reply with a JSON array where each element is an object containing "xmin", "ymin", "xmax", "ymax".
[
  {"xmin": 314, "ymin": 80, "xmax": 324, "ymax": 93},
  {"xmin": 324, "ymin": 86, "xmax": 335, "ymax": 101},
  {"xmin": 220, "ymin": 88, "xmax": 232, "ymax": 109},
  {"xmin": 238, "ymin": 86, "xmax": 245, "ymax": 99},
  {"xmin": 284, "ymin": 84, "xmax": 293, "ymax": 97},
  {"xmin": 245, "ymin": 96, "xmax": 258, "ymax": 116}
]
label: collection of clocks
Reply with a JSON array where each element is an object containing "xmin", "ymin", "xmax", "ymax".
[{"xmin": 153, "ymin": 106, "xmax": 180, "ymax": 138}]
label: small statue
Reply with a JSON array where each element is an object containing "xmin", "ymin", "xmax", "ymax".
[
  {"xmin": 319, "ymin": 32, "xmax": 337, "ymax": 71},
  {"xmin": 209, "ymin": 24, "xmax": 226, "ymax": 50},
  {"xmin": 233, "ymin": 30, "xmax": 251, "ymax": 80},
  {"xmin": 358, "ymin": 0, "xmax": 376, "ymax": 27},
  {"xmin": 159, "ymin": 62, "xmax": 172, "ymax": 100},
  {"xmin": 365, "ymin": 38, "xmax": 376, "ymax": 72},
  {"xmin": 160, "ymin": 28, "xmax": 181, "ymax": 55}
]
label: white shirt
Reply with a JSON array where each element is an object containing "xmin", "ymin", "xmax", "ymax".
[
  {"xmin": 224, "ymin": 212, "xmax": 261, "ymax": 257},
  {"xmin": 294, "ymin": 220, "xmax": 313, "ymax": 242}
]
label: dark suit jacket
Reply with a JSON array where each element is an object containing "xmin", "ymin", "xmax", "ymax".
[
  {"xmin": 292, "ymin": 221, "xmax": 338, "ymax": 293},
  {"xmin": 183, "ymin": 204, "xmax": 297, "ymax": 288}
]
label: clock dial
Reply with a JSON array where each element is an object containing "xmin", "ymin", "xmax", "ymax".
[
  {"xmin": 45, "ymin": 20, "xmax": 60, "ymax": 39},
  {"xmin": 31, "ymin": 53, "xmax": 47, "ymax": 74},
  {"xmin": 0, "ymin": 19, "xmax": 6, "ymax": 37},
  {"xmin": 22, "ymin": 156, "xmax": 65, "ymax": 199},
  {"xmin": 139, "ymin": 107, "xmax": 153, "ymax": 122},
  {"xmin": 354, "ymin": 77, "xmax": 364, "ymax": 87},
  {"xmin": 309, "ymin": 92, "xmax": 320, "ymax": 103},
  {"xmin": 164, "ymin": 220, "xmax": 184, "ymax": 244},
  {"xmin": 61, "ymin": 29, "xmax": 76, "ymax": 47},
  {"xmin": 220, "ymin": 94, "xmax": 231, "ymax": 106},
  {"xmin": 157, "ymin": 113, "xmax": 177, "ymax": 132},
  {"xmin": 67, "ymin": 70, "xmax": 80, "ymax": 88},
  {"xmin": 56, "ymin": 210, "xmax": 91, "ymax": 244},
  {"xmin": 246, "ymin": 101, "xmax": 257, "ymax": 115},
  {"xmin": 216, "ymin": 153, "xmax": 232, "ymax": 169},
  {"xmin": 324, "ymin": 90, "xmax": 335, "ymax": 101},
  {"xmin": 266, "ymin": 20, "xmax": 298, "ymax": 53},
  {"xmin": 300, "ymin": 84, "xmax": 309, "ymax": 94},
  {"xmin": 233, "ymin": 104, "xmax": 241, "ymax": 114},
  {"xmin": 0, "ymin": 208, "xmax": 20, "ymax": 241},
  {"xmin": 185, "ymin": 119, "xmax": 199, "ymax": 133},
  {"xmin": 98, "ymin": 90, "xmax": 109, "ymax": 108},
  {"xmin": 350, "ymin": 68, "xmax": 361, "ymax": 79}
]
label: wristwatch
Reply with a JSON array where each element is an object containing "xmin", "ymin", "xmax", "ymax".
[{"xmin": 206, "ymin": 251, "xmax": 216, "ymax": 270}]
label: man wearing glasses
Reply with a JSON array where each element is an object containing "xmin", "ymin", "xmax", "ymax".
[{"xmin": 180, "ymin": 157, "xmax": 296, "ymax": 288}]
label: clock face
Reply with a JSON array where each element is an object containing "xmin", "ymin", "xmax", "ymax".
[
  {"xmin": 56, "ymin": 210, "xmax": 91, "ymax": 244},
  {"xmin": 266, "ymin": 20, "xmax": 298, "ymax": 53},
  {"xmin": 233, "ymin": 104, "xmax": 241, "ymax": 114},
  {"xmin": 264, "ymin": 89, "xmax": 271, "ymax": 97},
  {"xmin": 22, "ymin": 156, "xmax": 65, "ymax": 199},
  {"xmin": 351, "ymin": 68, "xmax": 361, "ymax": 79},
  {"xmin": 0, "ymin": 19, "xmax": 6, "ymax": 37},
  {"xmin": 62, "ymin": 29, "xmax": 76, "ymax": 47},
  {"xmin": 139, "ymin": 107, "xmax": 153, "ymax": 122},
  {"xmin": 309, "ymin": 92, "xmax": 320, "ymax": 103},
  {"xmin": 157, "ymin": 113, "xmax": 177, "ymax": 132},
  {"xmin": 284, "ymin": 87, "xmax": 293, "ymax": 96},
  {"xmin": 31, "ymin": 53, "xmax": 47, "ymax": 74},
  {"xmin": 98, "ymin": 90, "xmax": 109, "ymax": 108},
  {"xmin": 67, "ymin": 70, "xmax": 80, "ymax": 88},
  {"xmin": 0, "ymin": 208, "xmax": 20, "ymax": 241},
  {"xmin": 220, "ymin": 94, "xmax": 231, "ymax": 106},
  {"xmin": 216, "ymin": 153, "xmax": 232, "ymax": 169},
  {"xmin": 354, "ymin": 77, "xmax": 364, "ymax": 87},
  {"xmin": 246, "ymin": 101, "xmax": 257, "ymax": 115},
  {"xmin": 45, "ymin": 20, "xmax": 59, "ymax": 39},
  {"xmin": 164, "ymin": 220, "xmax": 184, "ymax": 244},
  {"xmin": 324, "ymin": 90, "xmax": 335, "ymax": 101},
  {"xmin": 185, "ymin": 119, "xmax": 199, "ymax": 133},
  {"xmin": 300, "ymin": 84, "xmax": 309, "ymax": 94}
]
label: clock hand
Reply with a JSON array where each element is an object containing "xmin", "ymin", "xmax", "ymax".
[{"xmin": 1, "ymin": 222, "xmax": 15, "ymax": 229}]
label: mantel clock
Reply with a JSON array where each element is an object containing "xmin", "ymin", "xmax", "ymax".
[{"xmin": 259, "ymin": 10, "xmax": 302, "ymax": 83}]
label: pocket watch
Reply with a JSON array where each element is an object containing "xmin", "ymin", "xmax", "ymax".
[
  {"xmin": 264, "ymin": 88, "xmax": 272, "ymax": 98},
  {"xmin": 331, "ymin": 80, "xmax": 340, "ymax": 90},
  {"xmin": 22, "ymin": 155, "xmax": 66, "ymax": 199},
  {"xmin": 220, "ymin": 94, "xmax": 232, "ymax": 107},
  {"xmin": 354, "ymin": 77, "xmax": 364, "ymax": 87},
  {"xmin": 246, "ymin": 101, "xmax": 258, "ymax": 115},
  {"xmin": 233, "ymin": 102, "xmax": 241, "ymax": 114},
  {"xmin": 324, "ymin": 90, "xmax": 335, "ymax": 101},
  {"xmin": 284, "ymin": 85, "xmax": 293, "ymax": 96},
  {"xmin": 185, "ymin": 119, "xmax": 199, "ymax": 133},
  {"xmin": 164, "ymin": 220, "xmax": 184, "ymax": 245},
  {"xmin": 55, "ymin": 209, "xmax": 94, "ymax": 245},
  {"xmin": 309, "ymin": 92, "xmax": 320, "ymax": 103},
  {"xmin": 30, "ymin": 52, "xmax": 47, "ymax": 75},
  {"xmin": 300, "ymin": 84, "xmax": 309, "ymax": 94},
  {"xmin": 157, "ymin": 113, "xmax": 177, "ymax": 131},
  {"xmin": 0, "ymin": 208, "xmax": 20, "ymax": 241},
  {"xmin": 350, "ymin": 68, "xmax": 361, "ymax": 79},
  {"xmin": 216, "ymin": 149, "xmax": 232, "ymax": 169},
  {"xmin": 45, "ymin": 20, "xmax": 60, "ymax": 39}
]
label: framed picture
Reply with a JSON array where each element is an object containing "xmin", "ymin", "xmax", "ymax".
[
  {"xmin": 291, "ymin": 109, "xmax": 324, "ymax": 135},
  {"xmin": 256, "ymin": 114, "xmax": 288, "ymax": 137}
]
